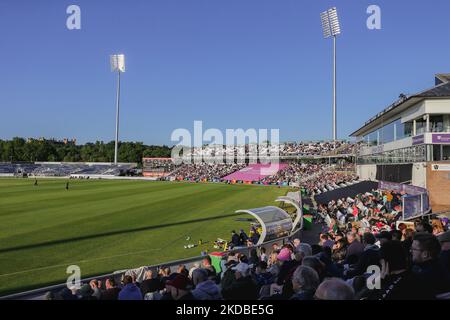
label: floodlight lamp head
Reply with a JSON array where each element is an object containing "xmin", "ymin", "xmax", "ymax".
[
  {"xmin": 110, "ymin": 54, "xmax": 126, "ymax": 73},
  {"xmin": 321, "ymin": 7, "xmax": 341, "ymax": 38},
  {"xmin": 320, "ymin": 11, "xmax": 332, "ymax": 39},
  {"xmin": 328, "ymin": 8, "xmax": 341, "ymax": 36}
]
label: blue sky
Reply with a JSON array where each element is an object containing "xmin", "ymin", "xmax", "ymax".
[{"xmin": 0, "ymin": 0, "xmax": 449, "ymax": 145}]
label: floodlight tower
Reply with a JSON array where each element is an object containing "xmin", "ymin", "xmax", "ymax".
[
  {"xmin": 320, "ymin": 7, "xmax": 341, "ymax": 141},
  {"xmin": 110, "ymin": 54, "xmax": 125, "ymax": 164}
]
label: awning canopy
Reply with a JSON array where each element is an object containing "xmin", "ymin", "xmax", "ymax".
[
  {"xmin": 275, "ymin": 196, "xmax": 303, "ymax": 233},
  {"xmin": 236, "ymin": 206, "xmax": 293, "ymax": 245}
]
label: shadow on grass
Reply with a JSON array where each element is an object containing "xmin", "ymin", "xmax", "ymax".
[{"xmin": 0, "ymin": 212, "xmax": 245, "ymax": 254}]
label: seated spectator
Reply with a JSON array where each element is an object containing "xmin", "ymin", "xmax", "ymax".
[
  {"xmin": 267, "ymin": 251, "xmax": 281, "ymax": 280},
  {"xmin": 403, "ymin": 228, "xmax": 414, "ymax": 247},
  {"xmin": 230, "ymin": 230, "xmax": 240, "ymax": 248},
  {"xmin": 292, "ymin": 238, "xmax": 301, "ymax": 250},
  {"xmin": 249, "ymin": 230, "xmax": 260, "ymax": 246},
  {"xmin": 411, "ymin": 232, "xmax": 450, "ymax": 296},
  {"xmin": 220, "ymin": 260, "xmax": 238, "ymax": 293},
  {"xmin": 201, "ymin": 256, "xmax": 217, "ymax": 280},
  {"xmin": 222, "ymin": 263, "xmax": 258, "ymax": 300},
  {"xmin": 352, "ymin": 275, "xmax": 370, "ymax": 300},
  {"xmin": 56, "ymin": 287, "xmax": 77, "ymax": 300},
  {"xmin": 376, "ymin": 231, "xmax": 392, "ymax": 246},
  {"xmin": 319, "ymin": 234, "xmax": 334, "ymax": 249},
  {"xmin": 432, "ymin": 219, "xmax": 445, "ymax": 236},
  {"xmin": 165, "ymin": 274, "xmax": 196, "ymax": 300},
  {"xmin": 239, "ymin": 254, "xmax": 249, "ymax": 264},
  {"xmin": 345, "ymin": 232, "xmax": 365, "ymax": 265},
  {"xmin": 249, "ymin": 248, "xmax": 259, "ymax": 267},
  {"xmin": 140, "ymin": 270, "xmax": 161, "ymax": 298},
  {"xmin": 89, "ymin": 279, "xmax": 102, "ymax": 300},
  {"xmin": 239, "ymin": 229, "xmax": 249, "ymax": 245},
  {"xmin": 315, "ymin": 278, "xmax": 355, "ymax": 300},
  {"xmin": 191, "ymin": 268, "xmax": 222, "ymax": 300},
  {"xmin": 296, "ymin": 243, "xmax": 312, "ymax": 257},
  {"xmin": 302, "ymin": 256, "xmax": 325, "ymax": 282},
  {"xmin": 159, "ymin": 266, "xmax": 172, "ymax": 289},
  {"xmin": 332, "ymin": 238, "xmax": 347, "ymax": 264},
  {"xmin": 391, "ymin": 230, "xmax": 403, "ymax": 241},
  {"xmin": 259, "ymin": 247, "xmax": 268, "ymax": 263},
  {"xmin": 100, "ymin": 277, "xmax": 121, "ymax": 300},
  {"xmin": 290, "ymin": 266, "xmax": 320, "ymax": 300},
  {"xmin": 365, "ymin": 240, "xmax": 435, "ymax": 300},
  {"xmin": 415, "ymin": 221, "xmax": 433, "ymax": 234},
  {"xmin": 118, "ymin": 275, "xmax": 143, "ymax": 300},
  {"xmin": 188, "ymin": 263, "xmax": 200, "ymax": 279},
  {"xmin": 344, "ymin": 232, "xmax": 380, "ymax": 279},
  {"xmin": 311, "ymin": 244, "xmax": 323, "ymax": 256},
  {"xmin": 275, "ymin": 248, "xmax": 297, "ymax": 286},
  {"xmin": 253, "ymin": 261, "xmax": 274, "ymax": 288},
  {"xmin": 177, "ymin": 265, "xmax": 189, "ymax": 278},
  {"xmin": 77, "ymin": 284, "xmax": 97, "ymax": 300},
  {"xmin": 438, "ymin": 230, "xmax": 450, "ymax": 273}
]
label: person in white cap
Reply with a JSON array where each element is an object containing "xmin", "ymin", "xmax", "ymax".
[{"xmin": 221, "ymin": 263, "xmax": 258, "ymax": 300}]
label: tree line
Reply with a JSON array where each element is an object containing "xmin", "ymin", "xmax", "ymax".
[{"xmin": 0, "ymin": 138, "xmax": 172, "ymax": 164}]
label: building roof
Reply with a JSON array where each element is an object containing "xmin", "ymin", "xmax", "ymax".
[
  {"xmin": 350, "ymin": 76, "xmax": 450, "ymax": 137},
  {"xmin": 416, "ymin": 80, "xmax": 450, "ymax": 97},
  {"xmin": 435, "ymin": 73, "xmax": 450, "ymax": 85}
]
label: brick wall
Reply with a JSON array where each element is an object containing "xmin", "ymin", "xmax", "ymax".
[{"xmin": 426, "ymin": 161, "xmax": 450, "ymax": 212}]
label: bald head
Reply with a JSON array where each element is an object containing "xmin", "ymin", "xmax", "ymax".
[{"xmin": 315, "ymin": 278, "xmax": 355, "ymax": 300}]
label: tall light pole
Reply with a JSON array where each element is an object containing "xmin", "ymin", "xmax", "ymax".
[
  {"xmin": 110, "ymin": 54, "xmax": 125, "ymax": 164},
  {"xmin": 321, "ymin": 7, "xmax": 341, "ymax": 141}
]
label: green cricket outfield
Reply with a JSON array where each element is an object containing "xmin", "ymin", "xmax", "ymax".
[{"xmin": 0, "ymin": 178, "xmax": 289, "ymax": 296}]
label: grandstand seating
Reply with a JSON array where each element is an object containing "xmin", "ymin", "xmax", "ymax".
[{"xmin": 0, "ymin": 163, "xmax": 135, "ymax": 177}]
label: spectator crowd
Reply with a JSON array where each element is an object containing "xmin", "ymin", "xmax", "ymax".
[
  {"xmin": 39, "ymin": 143, "xmax": 450, "ymax": 301},
  {"xmin": 47, "ymin": 208, "xmax": 450, "ymax": 300},
  {"xmin": 177, "ymin": 141, "xmax": 357, "ymax": 158},
  {"xmin": 168, "ymin": 163, "xmax": 247, "ymax": 182},
  {"xmin": 301, "ymin": 170, "xmax": 359, "ymax": 195},
  {"xmin": 281, "ymin": 141, "xmax": 356, "ymax": 157},
  {"xmin": 142, "ymin": 158, "xmax": 176, "ymax": 173},
  {"xmin": 260, "ymin": 162, "xmax": 358, "ymax": 191}
]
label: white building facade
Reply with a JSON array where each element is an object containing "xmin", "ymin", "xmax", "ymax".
[{"xmin": 351, "ymin": 74, "xmax": 450, "ymax": 211}]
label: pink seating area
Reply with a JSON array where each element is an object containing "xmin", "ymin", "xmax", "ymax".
[{"xmin": 222, "ymin": 163, "xmax": 288, "ymax": 182}]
